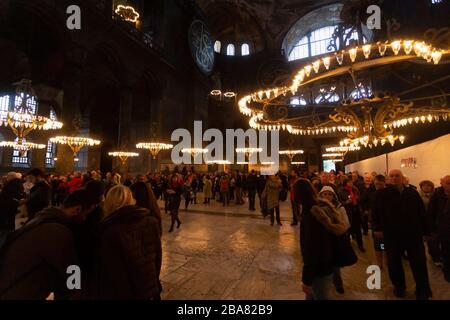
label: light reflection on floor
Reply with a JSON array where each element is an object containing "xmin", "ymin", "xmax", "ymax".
[{"xmin": 159, "ymin": 200, "xmax": 450, "ymax": 300}]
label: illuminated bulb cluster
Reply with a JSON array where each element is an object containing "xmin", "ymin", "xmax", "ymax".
[
  {"xmin": 236, "ymin": 147, "xmax": 263, "ymax": 154},
  {"xmin": 50, "ymin": 136, "xmax": 101, "ymax": 147},
  {"xmin": 325, "ymin": 146, "xmax": 361, "ymax": 153},
  {"xmin": 291, "ymin": 161, "xmax": 306, "ymax": 165},
  {"xmin": 286, "ymin": 126, "xmax": 357, "ymax": 136},
  {"xmin": 279, "ymin": 150, "xmax": 304, "ymax": 155},
  {"xmin": 137, "ymin": 142, "xmax": 173, "ymax": 159},
  {"xmin": 0, "ymin": 141, "xmax": 46, "ymax": 151},
  {"xmin": 0, "ymin": 112, "xmax": 63, "ymax": 130},
  {"xmin": 340, "ymin": 135, "xmax": 405, "ymax": 148},
  {"xmin": 322, "ymin": 153, "xmax": 345, "ymax": 158},
  {"xmin": 108, "ymin": 152, "xmax": 140, "ymax": 158},
  {"xmin": 386, "ymin": 113, "xmax": 449, "ymax": 129}
]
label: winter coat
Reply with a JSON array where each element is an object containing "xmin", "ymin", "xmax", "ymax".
[
  {"xmin": 26, "ymin": 181, "xmax": 52, "ymax": 220},
  {"xmin": 0, "ymin": 207, "xmax": 78, "ymax": 300},
  {"xmin": 261, "ymin": 177, "xmax": 282, "ymax": 210},
  {"xmin": 300, "ymin": 200, "xmax": 348, "ymax": 286},
  {"xmin": 246, "ymin": 174, "xmax": 258, "ymax": 192},
  {"xmin": 427, "ymin": 187, "xmax": 450, "ymax": 241},
  {"xmin": 373, "ymin": 185, "xmax": 428, "ymax": 242},
  {"xmin": 92, "ymin": 205, "xmax": 162, "ymax": 300},
  {"xmin": 203, "ymin": 179, "xmax": 213, "ymax": 198}
]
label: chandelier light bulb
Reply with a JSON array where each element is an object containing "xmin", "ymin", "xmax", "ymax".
[
  {"xmin": 312, "ymin": 60, "xmax": 321, "ymax": 73},
  {"xmin": 322, "ymin": 56, "xmax": 331, "ymax": 69},
  {"xmin": 414, "ymin": 41, "xmax": 424, "ymax": 56},
  {"xmin": 335, "ymin": 51, "xmax": 344, "ymax": 65},
  {"xmin": 399, "ymin": 136, "xmax": 405, "ymax": 144},
  {"xmin": 265, "ymin": 90, "xmax": 271, "ymax": 99},
  {"xmin": 378, "ymin": 42, "xmax": 387, "ymax": 56},
  {"xmin": 403, "ymin": 40, "xmax": 414, "ymax": 54},
  {"xmin": 362, "ymin": 44, "xmax": 371, "ymax": 59},
  {"xmin": 304, "ymin": 65, "xmax": 312, "ymax": 77},
  {"xmin": 431, "ymin": 50, "xmax": 442, "ymax": 64},
  {"xmin": 258, "ymin": 91, "xmax": 263, "ymax": 100},
  {"xmin": 349, "ymin": 47, "xmax": 358, "ymax": 62},
  {"xmin": 391, "ymin": 40, "xmax": 402, "ymax": 55}
]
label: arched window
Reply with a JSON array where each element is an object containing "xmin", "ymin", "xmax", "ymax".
[
  {"xmin": 226, "ymin": 44, "xmax": 235, "ymax": 56},
  {"xmin": 214, "ymin": 40, "xmax": 221, "ymax": 53},
  {"xmin": 12, "ymin": 138, "xmax": 30, "ymax": 167},
  {"xmin": 315, "ymin": 91, "xmax": 340, "ymax": 104},
  {"xmin": 0, "ymin": 95, "xmax": 9, "ymax": 121},
  {"xmin": 284, "ymin": 3, "xmax": 373, "ymax": 62},
  {"xmin": 11, "ymin": 91, "xmax": 38, "ymax": 167},
  {"xmin": 290, "ymin": 96, "xmax": 308, "ymax": 106},
  {"xmin": 309, "ymin": 26, "xmax": 336, "ymax": 57},
  {"xmin": 241, "ymin": 43, "xmax": 250, "ymax": 56},
  {"xmin": 288, "ymin": 36, "xmax": 309, "ymax": 61},
  {"xmin": 45, "ymin": 109, "xmax": 57, "ymax": 168},
  {"xmin": 350, "ymin": 86, "xmax": 373, "ymax": 99}
]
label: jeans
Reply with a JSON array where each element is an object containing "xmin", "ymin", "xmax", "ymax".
[
  {"xmin": 385, "ymin": 237, "xmax": 432, "ymax": 298},
  {"xmin": 221, "ymin": 192, "xmax": 229, "ymax": 206},
  {"xmin": 269, "ymin": 206, "xmax": 281, "ymax": 225},
  {"xmin": 248, "ymin": 190, "xmax": 256, "ymax": 210},
  {"xmin": 306, "ymin": 273, "xmax": 335, "ymax": 300}
]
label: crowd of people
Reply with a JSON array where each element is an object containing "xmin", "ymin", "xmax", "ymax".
[{"xmin": 0, "ymin": 165, "xmax": 448, "ymax": 300}]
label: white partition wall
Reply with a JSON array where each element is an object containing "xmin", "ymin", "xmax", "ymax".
[{"xmin": 346, "ymin": 134, "xmax": 450, "ymax": 186}]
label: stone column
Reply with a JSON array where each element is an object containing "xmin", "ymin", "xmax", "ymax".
[{"xmin": 55, "ymin": 46, "xmax": 86, "ymax": 175}]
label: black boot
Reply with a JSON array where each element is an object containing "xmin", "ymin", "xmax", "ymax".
[{"xmin": 177, "ymin": 218, "xmax": 182, "ymax": 229}]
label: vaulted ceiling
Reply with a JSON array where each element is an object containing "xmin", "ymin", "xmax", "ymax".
[{"xmin": 196, "ymin": 0, "xmax": 337, "ymax": 51}]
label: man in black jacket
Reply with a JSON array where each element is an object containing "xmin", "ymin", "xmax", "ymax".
[
  {"xmin": 373, "ymin": 169, "xmax": 432, "ymax": 299},
  {"xmin": 428, "ymin": 175, "xmax": 450, "ymax": 282},
  {"xmin": 25, "ymin": 168, "xmax": 52, "ymax": 220},
  {"xmin": 246, "ymin": 170, "xmax": 258, "ymax": 211}
]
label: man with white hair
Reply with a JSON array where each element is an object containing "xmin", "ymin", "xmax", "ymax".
[
  {"xmin": 373, "ymin": 169, "xmax": 432, "ymax": 300},
  {"xmin": 428, "ymin": 175, "xmax": 450, "ymax": 282}
]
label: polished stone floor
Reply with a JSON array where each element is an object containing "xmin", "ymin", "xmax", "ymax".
[{"xmin": 159, "ymin": 198, "xmax": 450, "ymax": 300}]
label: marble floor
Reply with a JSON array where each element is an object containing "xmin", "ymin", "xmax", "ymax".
[{"xmin": 159, "ymin": 198, "xmax": 450, "ymax": 300}]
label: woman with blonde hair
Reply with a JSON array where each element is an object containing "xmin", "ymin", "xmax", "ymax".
[{"xmin": 92, "ymin": 185, "xmax": 162, "ymax": 299}]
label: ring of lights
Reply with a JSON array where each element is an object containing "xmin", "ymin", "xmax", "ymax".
[
  {"xmin": 136, "ymin": 142, "xmax": 173, "ymax": 159},
  {"xmin": 238, "ymin": 39, "xmax": 450, "ymax": 148},
  {"xmin": 50, "ymin": 136, "xmax": 101, "ymax": 157},
  {"xmin": 109, "ymin": 151, "xmax": 140, "ymax": 165}
]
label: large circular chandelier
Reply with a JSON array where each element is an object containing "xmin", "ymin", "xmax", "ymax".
[
  {"xmin": 108, "ymin": 151, "xmax": 140, "ymax": 165},
  {"xmin": 136, "ymin": 142, "xmax": 173, "ymax": 159},
  {"xmin": 0, "ymin": 80, "xmax": 63, "ymax": 145},
  {"xmin": 0, "ymin": 140, "xmax": 46, "ymax": 157},
  {"xmin": 50, "ymin": 136, "xmax": 101, "ymax": 157},
  {"xmin": 237, "ymin": 39, "xmax": 450, "ymax": 148}
]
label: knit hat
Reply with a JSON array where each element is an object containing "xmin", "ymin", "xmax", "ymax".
[{"xmin": 319, "ymin": 186, "xmax": 336, "ymax": 196}]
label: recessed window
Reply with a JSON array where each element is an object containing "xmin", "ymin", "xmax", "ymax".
[
  {"xmin": 290, "ymin": 96, "xmax": 307, "ymax": 106},
  {"xmin": 226, "ymin": 44, "xmax": 235, "ymax": 56},
  {"xmin": 241, "ymin": 43, "xmax": 250, "ymax": 56},
  {"xmin": 350, "ymin": 86, "xmax": 373, "ymax": 99},
  {"xmin": 288, "ymin": 25, "xmax": 368, "ymax": 62},
  {"xmin": 315, "ymin": 91, "xmax": 340, "ymax": 104},
  {"xmin": 0, "ymin": 95, "xmax": 9, "ymax": 121},
  {"xmin": 214, "ymin": 40, "xmax": 221, "ymax": 53},
  {"xmin": 45, "ymin": 109, "xmax": 57, "ymax": 168}
]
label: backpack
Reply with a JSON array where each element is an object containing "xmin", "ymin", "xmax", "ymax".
[{"xmin": 0, "ymin": 215, "xmax": 65, "ymax": 264}]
